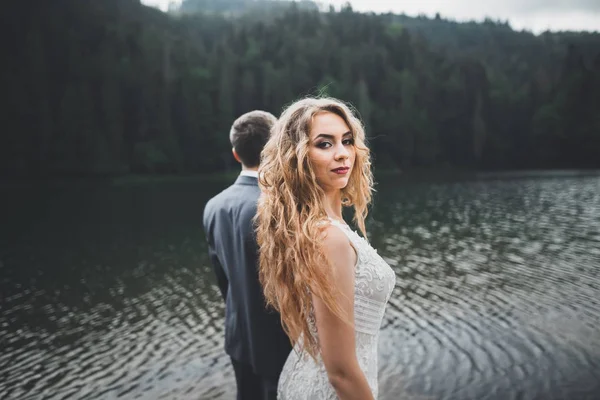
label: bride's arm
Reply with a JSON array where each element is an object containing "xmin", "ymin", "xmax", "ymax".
[{"xmin": 313, "ymin": 225, "xmax": 375, "ymax": 400}]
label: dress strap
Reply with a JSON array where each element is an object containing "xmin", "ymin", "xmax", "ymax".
[{"xmin": 327, "ymin": 216, "xmax": 351, "ymax": 230}]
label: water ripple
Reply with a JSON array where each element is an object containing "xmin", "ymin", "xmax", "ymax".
[{"xmin": 1, "ymin": 174, "xmax": 600, "ymax": 399}]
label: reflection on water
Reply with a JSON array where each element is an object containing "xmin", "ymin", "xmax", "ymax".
[{"xmin": 1, "ymin": 173, "xmax": 599, "ymax": 399}]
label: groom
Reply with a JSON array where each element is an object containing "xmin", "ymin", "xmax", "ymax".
[{"xmin": 202, "ymin": 111, "xmax": 292, "ymax": 400}]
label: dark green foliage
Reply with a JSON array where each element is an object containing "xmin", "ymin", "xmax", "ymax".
[{"xmin": 2, "ymin": 0, "xmax": 599, "ymax": 176}]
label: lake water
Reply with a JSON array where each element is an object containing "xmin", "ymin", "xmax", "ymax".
[{"xmin": 1, "ymin": 171, "xmax": 599, "ymax": 400}]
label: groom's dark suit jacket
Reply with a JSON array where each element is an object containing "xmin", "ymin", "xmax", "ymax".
[{"xmin": 202, "ymin": 175, "xmax": 292, "ymax": 378}]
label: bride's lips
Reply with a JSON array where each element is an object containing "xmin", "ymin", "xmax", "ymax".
[{"xmin": 331, "ymin": 167, "xmax": 350, "ymax": 175}]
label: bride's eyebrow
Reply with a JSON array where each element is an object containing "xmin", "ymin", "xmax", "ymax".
[{"xmin": 314, "ymin": 131, "xmax": 352, "ymax": 140}]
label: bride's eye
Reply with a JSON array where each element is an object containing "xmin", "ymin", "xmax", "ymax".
[{"xmin": 316, "ymin": 142, "xmax": 332, "ymax": 149}]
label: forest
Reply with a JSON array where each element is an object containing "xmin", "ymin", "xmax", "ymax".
[{"xmin": 3, "ymin": 0, "xmax": 600, "ymax": 177}]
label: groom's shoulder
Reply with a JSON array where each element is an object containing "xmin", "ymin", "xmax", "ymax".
[
  {"xmin": 204, "ymin": 182, "xmax": 257, "ymax": 214},
  {"xmin": 205, "ymin": 184, "xmax": 235, "ymax": 211},
  {"xmin": 203, "ymin": 185, "xmax": 232, "ymax": 227}
]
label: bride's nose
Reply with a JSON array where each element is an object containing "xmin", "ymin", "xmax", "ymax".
[{"xmin": 334, "ymin": 144, "xmax": 350, "ymax": 161}]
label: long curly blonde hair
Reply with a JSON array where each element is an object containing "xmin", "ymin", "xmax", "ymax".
[{"xmin": 255, "ymin": 97, "xmax": 374, "ymax": 359}]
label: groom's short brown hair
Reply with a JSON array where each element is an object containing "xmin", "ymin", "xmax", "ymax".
[{"xmin": 229, "ymin": 110, "xmax": 276, "ymax": 168}]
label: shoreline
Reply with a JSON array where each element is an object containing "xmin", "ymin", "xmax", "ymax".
[{"xmin": 1, "ymin": 168, "xmax": 599, "ymax": 188}]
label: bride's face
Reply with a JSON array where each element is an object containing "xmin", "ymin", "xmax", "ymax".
[{"xmin": 307, "ymin": 111, "xmax": 356, "ymax": 193}]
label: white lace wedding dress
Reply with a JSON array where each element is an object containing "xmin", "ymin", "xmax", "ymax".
[{"xmin": 277, "ymin": 218, "xmax": 397, "ymax": 399}]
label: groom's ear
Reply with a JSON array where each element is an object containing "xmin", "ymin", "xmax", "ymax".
[{"xmin": 232, "ymin": 148, "xmax": 242, "ymax": 164}]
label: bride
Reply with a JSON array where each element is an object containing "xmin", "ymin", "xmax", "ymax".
[{"xmin": 255, "ymin": 97, "xmax": 396, "ymax": 399}]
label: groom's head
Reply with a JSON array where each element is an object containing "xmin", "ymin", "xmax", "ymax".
[{"xmin": 230, "ymin": 110, "xmax": 276, "ymax": 169}]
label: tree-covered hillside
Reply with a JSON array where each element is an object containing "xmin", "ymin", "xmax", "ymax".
[
  {"xmin": 179, "ymin": 0, "xmax": 320, "ymax": 15},
  {"xmin": 2, "ymin": 0, "xmax": 599, "ymax": 177}
]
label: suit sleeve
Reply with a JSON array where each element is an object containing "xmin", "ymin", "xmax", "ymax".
[
  {"xmin": 208, "ymin": 242, "xmax": 228, "ymax": 301},
  {"xmin": 203, "ymin": 206, "xmax": 229, "ymax": 301}
]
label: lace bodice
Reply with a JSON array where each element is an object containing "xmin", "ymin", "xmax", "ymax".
[{"xmin": 277, "ymin": 219, "xmax": 396, "ymax": 399}]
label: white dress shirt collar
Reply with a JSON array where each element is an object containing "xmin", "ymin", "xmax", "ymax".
[{"xmin": 240, "ymin": 170, "xmax": 259, "ymax": 178}]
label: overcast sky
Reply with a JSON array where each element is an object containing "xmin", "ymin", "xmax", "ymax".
[{"xmin": 141, "ymin": 0, "xmax": 600, "ymax": 33}]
